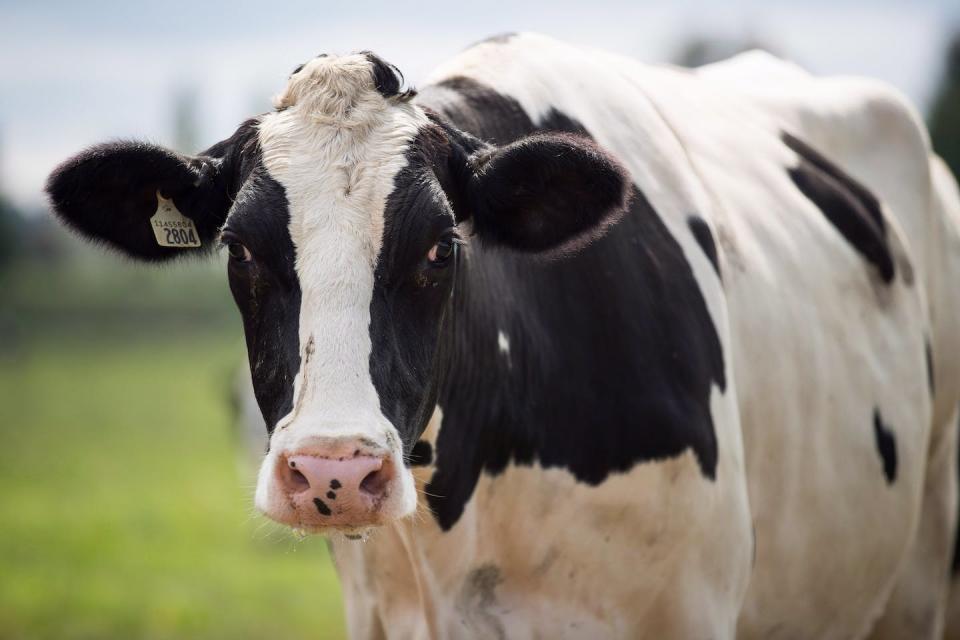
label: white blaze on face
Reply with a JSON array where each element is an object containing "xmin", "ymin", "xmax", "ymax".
[
  {"xmin": 497, "ymin": 330, "xmax": 510, "ymax": 356},
  {"xmin": 252, "ymin": 53, "xmax": 430, "ymax": 520},
  {"xmin": 497, "ymin": 329, "xmax": 512, "ymax": 368}
]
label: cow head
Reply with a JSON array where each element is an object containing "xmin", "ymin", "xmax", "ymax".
[{"xmin": 46, "ymin": 52, "xmax": 630, "ymax": 535}]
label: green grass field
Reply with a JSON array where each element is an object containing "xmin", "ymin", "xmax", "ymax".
[{"xmin": 0, "ymin": 334, "xmax": 346, "ymax": 639}]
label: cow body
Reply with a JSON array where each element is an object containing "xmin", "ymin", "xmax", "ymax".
[
  {"xmin": 45, "ymin": 33, "xmax": 960, "ymax": 638},
  {"xmin": 329, "ymin": 35, "xmax": 960, "ymax": 639}
]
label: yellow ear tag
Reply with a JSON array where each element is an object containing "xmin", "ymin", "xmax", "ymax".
[{"xmin": 150, "ymin": 191, "xmax": 201, "ymax": 248}]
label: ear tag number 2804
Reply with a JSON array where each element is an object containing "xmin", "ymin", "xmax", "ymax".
[{"xmin": 150, "ymin": 191, "xmax": 201, "ymax": 248}]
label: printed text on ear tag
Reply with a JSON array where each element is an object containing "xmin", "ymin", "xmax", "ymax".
[{"xmin": 150, "ymin": 191, "xmax": 201, "ymax": 248}]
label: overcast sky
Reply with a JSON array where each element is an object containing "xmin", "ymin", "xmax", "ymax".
[{"xmin": 2, "ymin": 0, "xmax": 958, "ymax": 210}]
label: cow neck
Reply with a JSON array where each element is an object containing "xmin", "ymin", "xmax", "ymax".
[{"xmin": 440, "ymin": 240, "xmax": 528, "ymax": 419}]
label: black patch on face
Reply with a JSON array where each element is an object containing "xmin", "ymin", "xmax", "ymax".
[
  {"xmin": 223, "ymin": 161, "xmax": 302, "ymax": 433},
  {"xmin": 369, "ymin": 124, "xmax": 460, "ymax": 456},
  {"xmin": 688, "ymin": 215, "xmax": 721, "ymax": 279},
  {"xmin": 313, "ymin": 497, "xmax": 332, "ymax": 516},
  {"xmin": 416, "ymin": 78, "xmax": 726, "ymax": 530},
  {"xmin": 873, "ymin": 409, "xmax": 897, "ymax": 484},
  {"xmin": 925, "ymin": 339, "xmax": 935, "ymax": 396},
  {"xmin": 326, "ymin": 490, "xmax": 336, "ymax": 500},
  {"xmin": 782, "ymin": 132, "xmax": 895, "ymax": 284},
  {"xmin": 330, "ymin": 479, "xmax": 341, "ymax": 490},
  {"xmin": 197, "ymin": 120, "xmax": 300, "ymax": 433}
]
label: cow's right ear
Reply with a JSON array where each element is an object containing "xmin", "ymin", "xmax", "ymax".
[{"xmin": 46, "ymin": 139, "xmax": 239, "ymax": 261}]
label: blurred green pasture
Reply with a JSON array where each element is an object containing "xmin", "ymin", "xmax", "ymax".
[{"xmin": 0, "ymin": 233, "xmax": 345, "ymax": 639}]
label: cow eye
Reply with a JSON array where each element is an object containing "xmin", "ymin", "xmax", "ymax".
[
  {"xmin": 227, "ymin": 242, "xmax": 251, "ymax": 263},
  {"xmin": 428, "ymin": 237, "xmax": 456, "ymax": 266}
]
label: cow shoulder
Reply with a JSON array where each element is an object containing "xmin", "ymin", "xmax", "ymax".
[{"xmin": 417, "ymin": 72, "xmax": 728, "ymax": 530}]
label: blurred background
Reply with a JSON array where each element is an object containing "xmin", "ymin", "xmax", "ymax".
[{"xmin": 1, "ymin": 0, "xmax": 959, "ymax": 638}]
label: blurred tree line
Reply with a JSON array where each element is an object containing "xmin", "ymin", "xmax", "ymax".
[
  {"xmin": 672, "ymin": 33, "xmax": 775, "ymax": 68},
  {"xmin": 0, "ymin": 193, "xmax": 19, "ymax": 268},
  {"xmin": 930, "ymin": 32, "xmax": 960, "ymax": 179}
]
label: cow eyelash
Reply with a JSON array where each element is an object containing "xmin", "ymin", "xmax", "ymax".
[
  {"xmin": 217, "ymin": 232, "xmax": 253, "ymax": 263},
  {"xmin": 442, "ymin": 228, "xmax": 467, "ymax": 248},
  {"xmin": 216, "ymin": 233, "xmax": 242, "ymax": 253},
  {"xmin": 427, "ymin": 231, "xmax": 464, "ymax": 266}
]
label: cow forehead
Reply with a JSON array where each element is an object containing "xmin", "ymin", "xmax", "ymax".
[{"xmin": 255, "ymin": 53, "xmax": 430, "ymax": 273}]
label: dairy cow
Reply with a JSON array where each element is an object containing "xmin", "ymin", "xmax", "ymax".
[{"xmin": 46, "ymin": 33, "xmax": 960, "ymax": 638}]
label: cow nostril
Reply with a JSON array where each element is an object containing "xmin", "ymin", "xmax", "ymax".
[
  {"xmin": 290, "ymin": 469, "xmax": 309, "ymax": 490},
  {"xmin": 359, "ymin": 467, "xmax": 389, "ymax": 497},
  {"xmin": 284, "ymin": 461, "xmax": 310, "ymax": 492}
]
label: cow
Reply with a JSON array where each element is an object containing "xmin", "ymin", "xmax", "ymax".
[{"xmin": 45, "ymin": 33, "xmax": 960, "ymax": 638}]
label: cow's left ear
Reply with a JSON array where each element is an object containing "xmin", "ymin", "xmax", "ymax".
[{"xmin": 461, "ymin": 133, "xmax": 631, "ymax": 254}]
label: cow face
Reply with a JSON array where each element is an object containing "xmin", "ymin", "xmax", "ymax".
[{"xmin": 45, "ymin": 53, "xmax": 630, "ymax": 534}]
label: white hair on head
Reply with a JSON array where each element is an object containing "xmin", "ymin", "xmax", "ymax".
[
  {"xmin": 259, "ymin": 52, "xmax": 425, "ymax": 196},
  {"xmin": 274, "ymin": 53, "xmax": 390, "ymax": 127}
]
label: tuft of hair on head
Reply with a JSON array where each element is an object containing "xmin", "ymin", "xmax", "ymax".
[
  {"xmin": 273, "ymin": 51, "xmax": 416, "ymax": 122},
  {"xmin": 289, "ymin": 53, "xmax": 330, "ymax": 79},
  {"xmin": 361, "ymin": 51, "xmax": 417, "ymax": 102}
]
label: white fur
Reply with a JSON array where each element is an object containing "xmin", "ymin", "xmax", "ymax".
[
  {"xmin": 496, "ymin": 330, "xmax": 511, "ymax": 371},
  {"xmin": 496, "ymin": 330, "xmax": 509, "ymax": 355},
  {"xmin": 252, "ymin": 53, "xmax": 430, "ymax": 526}
]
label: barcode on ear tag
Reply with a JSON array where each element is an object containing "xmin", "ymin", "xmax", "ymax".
[{"xmin": 150, "ymin": 191, "xmax": 201, "ymax": 248}]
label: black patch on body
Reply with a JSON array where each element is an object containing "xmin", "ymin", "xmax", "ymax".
[
  {"xmin": 688, "ymin": 215, "xmax": 721, "ymax": 278},
  {"xmin": 457, "ymin": 564, "xmax": 506, "ymax": 639},
  {"xmin": 782, "ymin": 132, "xmax": 895, "ymax": 284},
  {"xmin": 409, "ymin": 440, "xmax": 434, "ymax": 467},
  {"xmin": 926, "ymin": 340, "xmax": 935, "ymax": 396},
  {"xmin": 393, "ymin": 77, "xmax": 727, "ymax": 530},
  {"xmin": 954, "ymin": 412, "xmax": 960, "ymax": 575},
  {"xmin": 873, "ymin": 409, "xmax": 898, "ymax": 484},
  {"xmin": 429, "ymin": 76, "xmax": 535, "ymax": 146}
]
